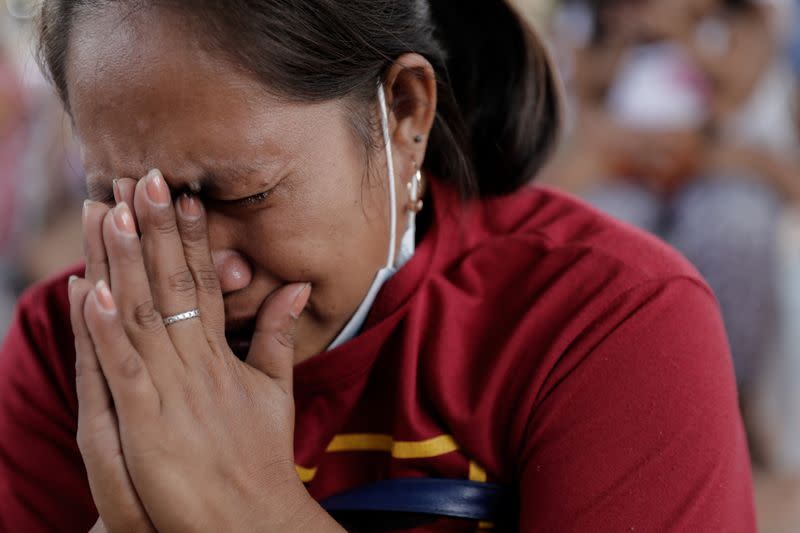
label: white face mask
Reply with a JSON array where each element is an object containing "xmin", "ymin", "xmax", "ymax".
[{"xmin": 327, "ymin": 83, "xmax": 417, "ymax": 350}]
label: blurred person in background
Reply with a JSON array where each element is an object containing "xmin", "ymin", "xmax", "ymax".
[
  {"xmin": 544, "ymin": 0, "xmax": 800, "ymax": 398},
  {"xmin": 744, "ymin": 0, "xmax": 800, "ymax": 491},
  {"xmin": 0, "ymin": 29, "xmax": 29, "ymax": 334},
  {"xmin": 0, "ymin": 8, "xmax": 84, "ymax": 337}
]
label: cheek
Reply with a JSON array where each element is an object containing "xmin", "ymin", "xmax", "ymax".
[
  {"xmin": 253, "ymin": 161, "xmax": 389, "ymax": 273},
  {"xmin": 222, "ymin": 176, "xmax": 389, "ymax": 320}
]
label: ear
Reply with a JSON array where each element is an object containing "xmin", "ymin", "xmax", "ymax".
[{"xmin": 383, "ymin": 53, "xmax": 437, "ymax": 175}]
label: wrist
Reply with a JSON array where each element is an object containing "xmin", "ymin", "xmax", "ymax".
[
  {"xmin": 240, "ymin": 471, "xmax": 342, "ymax": 533},
  {"xmin": 281, "ymin": 491, "xmax": 345, "ymax": 533}
]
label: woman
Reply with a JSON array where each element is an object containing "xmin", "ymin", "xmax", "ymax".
[
  {"xmin": 0, "ymin": 1, "xmax": 754, "ymax": 531},
  {"xmin": 547, "ymin": 0, "xmax": 794, "ymax": 391}
]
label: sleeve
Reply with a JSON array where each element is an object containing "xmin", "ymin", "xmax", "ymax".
[
  {"xmin": 0, "ymin": 278, "xmax": 97, "ymax": 532},
  {"xmin": 518, "ymin": 278, "xmax": 756, "ymax": 532}
]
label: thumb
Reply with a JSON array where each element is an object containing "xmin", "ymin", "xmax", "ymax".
[{"xmin": 246, "ymin": 283, "xmax": 311, "ymax": 392}]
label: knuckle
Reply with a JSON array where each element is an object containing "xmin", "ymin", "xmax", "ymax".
[
  {"xmin": 167, "ymin": 268, "xmax": 196, "ymax": 295},
  {"xmin": 111, "ymin": 235, "xmax": 144, "ymax": 264},
  {"xmin": 119, "ymin": 350, "xmax": 145, "ymax": 380},
  {"xmin": 132, "ymin": 301, "xmax": 163, "ymax": 332},
  {"xmin": 74, "ymin": 354, "xmax": 97, "ymax": 379},
  {"xmin": 75, "ymin": 419, "xmax": 107, "ymax": 457},
  {"xmin": 148, "ymin": 211, "xmax": 179, "ymax": 237},
  {"xmin": 179, "ymin": 215, "xmax": 205, "ymax": 239},
  {"xmin": 75, "ymin": 427, "xmax": 94, "ymax": 456},
  {"xmin": 193, "ymin": 266, "xmax": 220, "ymax": 294},
  {"xmin": 273, "ymin": 329, "xmax": 295, "ymax": 350}
]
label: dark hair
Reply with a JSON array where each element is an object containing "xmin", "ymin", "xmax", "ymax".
[{"xmin": 36, "ymin": 0, "xmax": 562, "ymax": 197}]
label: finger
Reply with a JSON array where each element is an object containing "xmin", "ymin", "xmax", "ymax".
[
  {"xmin": 113, "ymin": 178, "xmax": 140, "ymax": 233},
  {"xmin": 133, "ymin": 170, "xmax": 205, "ymax": 354},
  {"xmin": 89, "ymin": 519, "xmax": 108, "ymax": 533},
  {"xmin": 83, "ymin": 200, "xmax": 110, "ymax": 285},
  {"xmin": 71, "ymin": 276, "xmax": 114, "ymax": 434},
  {"xmin": 175, "ymin": 194, "xmax": 226, "ymax": 346},
  {"xmin": 246, "ymin": 283, "xmax": 311, "ymax": 394},
  {"xmin": 83, "ymin": 280, "xmax": 159, "ymax": 426},
  {"xmin": 101, "ymin": 204, "xmax": 181, "ymax": 380},
  {"xmin": 70, "ymin": 277, "xmax": 154, "ymax": 532}
]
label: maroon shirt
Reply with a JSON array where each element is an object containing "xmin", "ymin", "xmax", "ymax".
[{"xmin": 0, "ymin": 181, "xmax": 756, "ymax": 531}]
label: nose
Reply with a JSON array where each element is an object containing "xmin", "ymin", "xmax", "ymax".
[{"xmin": 211, "ymin": 249, "xmax": 253, "ymax": 294}]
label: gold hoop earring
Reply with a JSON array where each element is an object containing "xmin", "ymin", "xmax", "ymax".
[{"xmin": 405, "ymin": 166, "xmax": 425, "ymax": 214}]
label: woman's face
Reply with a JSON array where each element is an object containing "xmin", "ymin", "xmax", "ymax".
[{"xmin": 67, "ymin": 6, "xmax": 408, "ymax": 362}]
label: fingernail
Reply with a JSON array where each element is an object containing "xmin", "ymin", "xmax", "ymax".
[
  {"xmin": 82, "ymin": 199, "xmax": 95, "ymax": 225},
  {"xmin": 95, "ymin": 280, "xmax": 116, "ymax": 313},
  {"xmin": 68, "ymin": 275, "xmax": 79, "ymax": 296},
  {"xmin": 145, "ymin": 169, "xmax": 170, "ymax": 207},
  {"xmin": 112, "ymin": 179, "xmax": 122, "ymax": 204},
  {"xmin": 114, "ymin": 203, "xmax": 137, "ymax": 235},
  {"xmin": 83, "ymin": 200, "xmax": 105, "ymax": 229},
  {"xmin": 290, "ymin": 283, "xmax": 311, "ymax": 319},
  {"xmin": 178, "ymin": 194, "xmax": 202, "ymax": 220}
]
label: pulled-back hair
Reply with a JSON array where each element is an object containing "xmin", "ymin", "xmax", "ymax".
[{"xmin": 36, "ymin": 1, "xmax": 562, "ymax": 197}]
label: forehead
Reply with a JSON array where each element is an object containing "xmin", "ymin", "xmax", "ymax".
[{"xmin": 65, "ymin": 4, "xmax": 340, "ymax": 181}]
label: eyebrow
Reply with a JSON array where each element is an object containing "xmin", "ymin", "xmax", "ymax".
[{"xmin": 192, "ymin": 161, "xmax": 269, "ymax": 196}]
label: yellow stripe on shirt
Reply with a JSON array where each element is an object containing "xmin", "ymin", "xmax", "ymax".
[
  {"xmin": 325, "ymin": 433, "xmax": 394, "ymax": 453},
  {"xmin": 295, "ymin": 464, "xmax": 318, "ymax": 483},
  {"xmin": 327, "ymin": 433, "xmax": 459, "ymax": 459},
  {"xmin": 297, "ymin": 433, "xmax": 461, "ymax": 483},
  {"xmin": 469, "ymin": 461, "xmax": 488, "ymax": 483}
]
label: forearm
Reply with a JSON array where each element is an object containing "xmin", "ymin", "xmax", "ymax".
[{"xmin": 90, "ymin": 498, "xmax": 346, "ymax": 533}]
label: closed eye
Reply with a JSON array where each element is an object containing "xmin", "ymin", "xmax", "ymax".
[
  {"xmin": 234, "ymin": 190, "xmax": 271, "ymax": 206},
  {"xmin": 211, "ymin": 189, "xmax": 271, "ymax": 208}
]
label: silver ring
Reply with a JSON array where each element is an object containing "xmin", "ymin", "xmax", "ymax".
[{"xmin": 162, "ymin": 309, "xmax": 200, "ymax": 326}]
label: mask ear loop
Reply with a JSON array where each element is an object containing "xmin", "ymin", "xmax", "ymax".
[{"xmin": 377, "ymin": 83, "xmax": 398, "ymax": 270}]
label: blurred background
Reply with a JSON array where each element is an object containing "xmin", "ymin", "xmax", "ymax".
[{"xmin": 1, "ymin": 0, "xmax": 798, "ymax": 530}]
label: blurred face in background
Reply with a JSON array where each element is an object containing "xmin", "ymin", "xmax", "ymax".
[
  {"xmin": 636, "ymin": 0, "xmax": 775, "ymax": 118},
  {"xmin": 635, "ymin": 0, "xmax": 719, "ymax": 40}
]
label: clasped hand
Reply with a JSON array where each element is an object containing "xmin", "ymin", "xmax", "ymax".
[{"xmin": 69, "ymin": 170, "xmax": 337, "ymax": 532}]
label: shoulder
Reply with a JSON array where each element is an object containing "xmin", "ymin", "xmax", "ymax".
[
  {"xmin": 442, "ymin": 183, "xmax": 725, "ymax": 376},
  {"xmin": 1, "ymin": 265, "xmax": 84, "ymax": 389},
  {"xmin": 427, "ymin": 182, "xmax": 717, "ymax": 348},
  {"xmin": 469, "ymin": 184, "xmax": 704, "ymax": 287},
  {"xmin": 429, "ymin": 183, "xmax": 714, "ymax": 335},
  {"xmin": 11, "ymin": 265, "xmax": 83, "ymax": 347},
  {"xmin": 425, "ymin": 187, "xmax": 750, "ymax": 517},
  {"xmin": 0, "ymin": 265, "xmax": 96, "ymax": 531},
  {"xmin": 425, "ymin": 183, "xmax": 737, "ymax": 435},
  {"xmin": 424, "ymin": 180, "xmax": 728, "ymax": 378}
]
